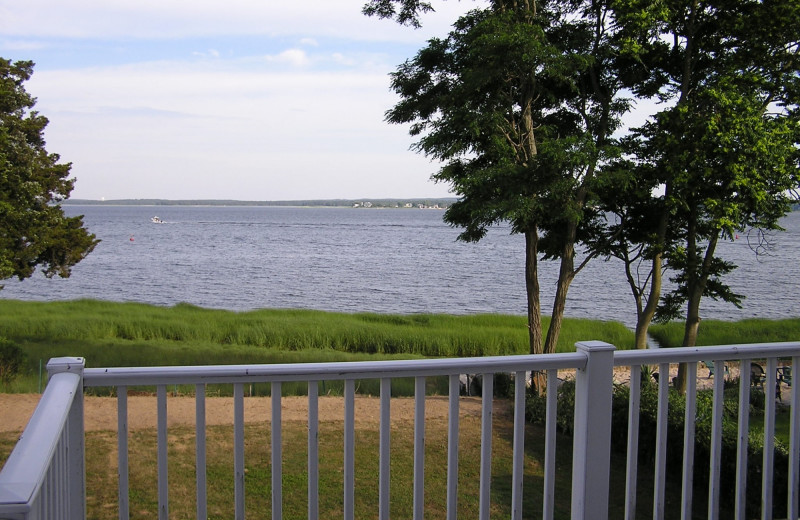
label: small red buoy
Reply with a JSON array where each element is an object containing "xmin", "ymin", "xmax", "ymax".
[{"xmin": 130, "ymin": 236, "xmax": 135, "ymax": 241}]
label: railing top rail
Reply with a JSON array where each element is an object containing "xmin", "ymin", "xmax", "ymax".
[
  {"xmin": 615, "ymin": 341, "xmax": 800, "ymax": 366},
  {"xmin": 0, "ymin": 370, "xmax": 81, "ymax": 513},
  {"xmin": 81, "ymin": 341, "xmax": 800, "ymax": 387},
  {"xmin": 83, "ymin": 352, "xmax": 587, "ymax": 387}
]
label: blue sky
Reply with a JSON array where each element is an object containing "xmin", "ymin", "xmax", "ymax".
[{"xmin": 1, "ymin": 0, "xmax": 485, "ymax": 200}]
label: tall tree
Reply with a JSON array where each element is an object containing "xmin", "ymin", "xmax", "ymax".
[
  {"xmin": 593, "ymin": 0, "xmax": 800, "ymax": 373},
  {"xmin": 0, "ymin": 58, "xmax": 97, "ymax": 287},
  {"xmin": 366, "ymin": 0, "xmax": 640, "ymax": 361},
  {"xmin": 588, "ymin": 154, "xmax": 671, "ymax": 350}
]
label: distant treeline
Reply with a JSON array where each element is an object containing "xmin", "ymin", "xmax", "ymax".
[
  {"xmin": 65, "ymin": 198, "xmax": 797, "ymax": 211},
  {"xmin": 63, "ymin": 198, "xmax": 459, "ymax": 208}
]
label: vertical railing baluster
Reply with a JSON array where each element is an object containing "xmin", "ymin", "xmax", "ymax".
[
  {"xmin": 63, "ymin": 434, "xmax": 70, "ymax": 517},
  {"xmin": 63, "ymin": 432, "xmax": 69, "ymax": 518},
  {"xmin": 56, "ymin": 435, "xmax": 64, "ymax": 520},
  {"xmin": 653, "ymin": 361, "xmax": 670, "ymax": 520},
  {"xmin": 789, "ymin": 355, "xmax": 800, "ymax": 520},
  {"xmin": 50, "ymin": 437, "xmax": 57, "ymax": 519},
  {"xmin": 379, "ymin": 378, "xmax": 391, "ymax": 520},
  {"xmin": 196, "ymin": 384, "xmax": 207, "ymax": 520},
  {"xmin": 157, "ymin": 385, "xmax": 169, "ymax": 520},
  {"xmin": 735, "ymin": 359, "xmax": 752, "ymax": 520},
  {"xmin": 544, "ymin": 369, "xmax": 558, "ymax": 520},
  {"xmin": 681, "ymin": 362, "xmax": 698, "ymax": 520},
  {"xmin": 117, "ymin": 386, "xmax": 130, "ymax": 520},
  {"xmin": 234, "ymin": 383, "xmax": 245, "ymax": 520},
  {"xmin": 272, "ymin": 382, "xmax": 283, "ymax": 520},
  {"xmin": 708, "ymin": 359, "xmax": 725, "ymax": 520},
  {"xmin": 511, "ymin": 371, "xmax": 525, "ymax": 520},
  {"xmin": 344, "ymin": 379, "xmax": 355, "ymax": 520},
  {"xmin": 308, "ymin": 381, "xmax": 319, "ymax": 520},
  {"xmin": 63, "ymin": 434, "xmax": 69, "ymax": 517},
  {"xmin": 47, "ymin": 453, "xmax": 54, "ymax": 519},
  {"xmin": 447, "ymin": 374, "xmax": 460, "ymax": 520},
  {"xmin": 762, "ymin": 357, "xmax": 777, "ymax": 519},
  {"xmin": 64, "ymin": 431, "xmax": 70, "ymax": 517},
  {"xmin": 624, "ymin": 365, "xmax": 641, "ymax": 520},
  {"xmin": 414, "ymin": 376, "xmax": 426, "ymax": 520},
  {"xmin": 479, "ymin": 373, "xmax": 493, "ymax": 520}
]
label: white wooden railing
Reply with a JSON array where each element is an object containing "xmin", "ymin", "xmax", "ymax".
[
  {"xmin": 1, "ymin": 341, "xmax": 799, "ymax": 520},
  {"xmin": 0, "ymin": 358, "xmax": 85, "ymax": 520}
]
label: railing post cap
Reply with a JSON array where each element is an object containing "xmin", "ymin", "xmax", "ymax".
[
  {"xmin": 46, "ymin": 357, "xmax": 86, "ymax": 376},
  {"xmin": 575, "ymin": 341, "xmax": 616, "ymax": 353}
]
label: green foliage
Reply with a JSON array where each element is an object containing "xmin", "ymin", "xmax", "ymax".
[
  {"xmin": 378, "ymin": 0, "xmax": 646, "ymax": 355},
  {"xmin": 612, "ymin": 0, "xmax": 799, "ymax": 347},
  {"xmin": 527, "ymin": 376, "xmax": 795, "ymax": 518},
  {"xmin": 0, "ymin": 58, "xmax": 98, "ymax": 285},
  {"xmin": 0, "ymin": 337, "xmax": 24, "ymax": 387}
]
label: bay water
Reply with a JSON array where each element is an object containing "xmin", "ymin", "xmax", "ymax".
[{"xmin": 2, "ymin": 205, "xmax": 799, "ymax": 328}]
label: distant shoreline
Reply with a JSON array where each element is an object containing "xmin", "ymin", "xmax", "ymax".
[
  {"xmin": 63, "ymin": 198, "xmax": 800, "ymax": 212},
  {"xmin": 62, "ymin": 198, "xmax": 458, "ymax": 208}
]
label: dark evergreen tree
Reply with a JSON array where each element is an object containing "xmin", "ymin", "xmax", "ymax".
[{"xmin": 0, "ymin": 58, "xmax": 98, "ymax": 287}]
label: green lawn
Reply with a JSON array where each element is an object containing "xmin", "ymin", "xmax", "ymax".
[{"xmin": 0, "ymin": 398, "xmax": 693, "ymax": 519}]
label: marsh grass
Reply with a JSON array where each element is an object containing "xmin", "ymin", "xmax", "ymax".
[
  {"xmin": 649, "ymin": 317, "xmax": 800, "ymax": 348},
  {"xmin": 0, "ymin": 399, "xmax": 686, "ymax": 519},
  {"xmin": 1, "ymin": 299, "xmax": 634, "ymax": 395}
]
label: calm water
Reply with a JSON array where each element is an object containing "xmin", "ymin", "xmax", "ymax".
[{"xmin": 3, "ymin": 205, "xmax": 799, "ymax": 327}]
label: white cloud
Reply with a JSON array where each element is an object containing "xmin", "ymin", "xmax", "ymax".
[
  {"xmin": 0, "ymin": 39, "xmax": 47, "ymax": 51},
  {"xmin": 1, "ymin": 0, "xmax": 485, "ymax": 42},
  {"xmin": 265, "ymin": 49, "xmax": 310, "ymax": 68},
  {"xmin": 3, "ymin": 0, "xmax": 484, "ymax": 199},
  {"xmin": 331, "ymin": 53, "xmax": 357, "ymax": 66},
  {"xmin": 192, "ymin": 49, "xmax": 221, "ymax": 59},
  {"xmin": 27, "ymin": 58, "xmax": 448, "ymax": 199}
]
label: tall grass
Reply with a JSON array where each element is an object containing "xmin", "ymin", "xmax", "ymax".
[
  {"xmin": 649, "ymin": 318, "xmax": 800, "ymax": 348},
  {"xmin": 1, "ymin": 299, "xmax": 634, "ymax": 393}
]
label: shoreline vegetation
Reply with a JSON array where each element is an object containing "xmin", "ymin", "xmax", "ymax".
[
  {"xmin": 61, "ymin": 198, "xmax": 800, "ymax": 210},
  {"xmin": 1, "ymin": 300, "xmax": 798, "ymax": 518},
  {"xmin": 1, "ymin": 299, "xmax": 798, "ymax": 395},
  {"xmin": 1, "ymin": 299, "xmax": 636, "ymax": 394},
  {"xmin": 62, "ymin": 198, "xmax": 460, "ymax": 208}
]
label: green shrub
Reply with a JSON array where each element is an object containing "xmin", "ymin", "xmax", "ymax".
[
  {"xmin": 0, "ymin": 337, "xmax": 25, "ymax": 388},
  {"xmin": 526, "ymin": 377, "xmax": 796, "ymax": 518}
]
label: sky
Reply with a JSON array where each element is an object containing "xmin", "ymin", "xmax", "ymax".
[{"xmin": 0, "ymin": 0, "xmax": 486, "ymax": 201}]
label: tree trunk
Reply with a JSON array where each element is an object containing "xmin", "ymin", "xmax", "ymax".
[
  {"xmin": 675, "ymin": 230, "xmax": 719, "ymax": 393},
  {"xmin": 543, "ymin": 236, "xmax": 576, "ymax": 354},
  {"xmin": 633, "ymin": 205, "xmax": 669, "ymax": 349},
  {"xmin": 525, "ymin": 228, "xmax": 543, "ymax": 355},
  {"xmin": 525, "ymin": 228, "xmax": 548, "ymax": 394},
  {"xmin": 629, "ymin": 252, "xmax": 663, "ymax": 350},
  {"xmin": 675, "ymin": 286, "xmax": 703, "ymax": 393}
]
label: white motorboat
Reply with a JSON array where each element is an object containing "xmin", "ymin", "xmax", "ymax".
[{"xmin": 151, "ymin": 216, "xmax": 164, "ymax": 224}]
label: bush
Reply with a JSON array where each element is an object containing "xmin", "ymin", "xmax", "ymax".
[
  {"xmin": 0, "ymin": 337, "xmax": 25, "ymax": 387},
  {"xmin": 526, "ymin": 376, "xmax": 795, "ymax": 518}
]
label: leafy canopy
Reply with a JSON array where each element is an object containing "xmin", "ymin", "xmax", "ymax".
[{"xmin": 0, "ymin": 58, "xmax": 97, "ymax": 286}]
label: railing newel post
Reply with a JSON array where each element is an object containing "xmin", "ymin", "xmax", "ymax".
[
  {"xmin": 571, "ymin": 341, "xmax": 615, "ymax": 520},
  {"xmin": 46, "ymin": 357, "xmax": 86, "ymax": 520}
]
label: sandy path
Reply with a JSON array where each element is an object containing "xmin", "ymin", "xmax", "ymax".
[
  {"xmin": 1, "ymin": 394, "xmax": 491, "ymax": 434},
  {"xmin": 3, "ymin": 362, "xmax": 785, "ymax": 435}
]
